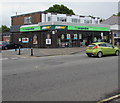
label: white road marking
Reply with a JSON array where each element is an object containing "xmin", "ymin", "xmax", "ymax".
[{"xmin": 0, "ymin": 58, "xmax": 9, "ymax": 61}]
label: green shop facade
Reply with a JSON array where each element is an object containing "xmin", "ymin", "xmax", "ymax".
[{"xmin": 11, "ymin": 22, "xmax": 110, "ymax": 48}]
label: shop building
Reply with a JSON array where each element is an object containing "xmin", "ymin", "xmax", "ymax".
[
  {"xmin": 2, "ymin": 32, "xmax": 11, "ymax": 42},
  {"xmin": 11, "ymin": 11, "xmax": 110, "ymax": 48},
  {"xmin": 101, "ymin": 16, "xmax": 120, "ymax": 45}
]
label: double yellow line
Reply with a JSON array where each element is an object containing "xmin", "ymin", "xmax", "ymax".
[{"xmin": 97, "ymin": 94, "xmax": 120, "ymax": 103}]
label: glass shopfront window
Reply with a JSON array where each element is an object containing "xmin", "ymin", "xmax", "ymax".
[{"xmin": 57, "ymin": 33, "xmax": 81, "ymax": 47}]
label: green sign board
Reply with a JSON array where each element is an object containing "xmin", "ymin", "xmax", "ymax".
[
  {"xmin": 20, "ymin": 25, "xmax": 109, "ymax": 32},
  {"xmin": 68, "ymin": 26, "xmax": 109, "ymax": 31},
  {"xmin": 20, "ymin": 26, "xmax": 41, "ymax": 32}
]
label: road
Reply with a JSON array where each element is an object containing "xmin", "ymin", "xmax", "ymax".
[{"xmin": 2, "ymin": 52, "xmax": 119, "ymax": 101}]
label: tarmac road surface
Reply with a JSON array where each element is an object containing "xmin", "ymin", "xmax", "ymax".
[{"xmin": 2, "ymin": 52, "xmax": 119, "ymax": 101}]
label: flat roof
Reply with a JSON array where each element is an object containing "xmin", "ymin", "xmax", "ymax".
[{"xmin": 38, "ymin": 22, "xmax": 110, "ymax": 28}]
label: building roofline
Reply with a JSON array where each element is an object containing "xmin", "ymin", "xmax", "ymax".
[
  {"xmin": 11, "ymin": 11, "xmax": 100, "ymax": 19},
  {"xmin": 11, "ymin": 11, "xmax": 44, "ymax": 18}
]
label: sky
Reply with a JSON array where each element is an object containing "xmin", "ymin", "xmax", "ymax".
[{"xmin": 0, "ymin": 0, "xmax": 120, "ymax": 27}]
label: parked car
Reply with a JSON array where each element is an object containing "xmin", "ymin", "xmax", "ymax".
[
  {"xmin": 0, "ymin": 41, "xmax": 22, "ymax": 50},
  {"xmin": 86, "ymin": 42, "xmax": 120, "ymax": 58}
]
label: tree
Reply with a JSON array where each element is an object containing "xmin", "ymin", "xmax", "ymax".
[
  {"xmin": 45, "ymin": 4, "xmax": 75, "ymax": 15},
  {"xmin": 0, "ymin": 25, "xmax": 10, "ymax": 33},
  {"xmin": 113, "ymin": 12, "xmax": 120, "ymax": 16},
  {"xmin": 117, "ymin": 12, "xmax": 120, "ymax": 16}
]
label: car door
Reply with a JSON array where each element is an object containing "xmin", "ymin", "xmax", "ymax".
[
  {"xmin": 105, "ymin": 43, "xmax": 115, "ymax": 54},
  {"xmin": 9, "ymin": 43, "xmax": 14, "ymax": 49},
  {"xmin": 98, "ymin": 43, "xmax": 108, "ymax": 55}
]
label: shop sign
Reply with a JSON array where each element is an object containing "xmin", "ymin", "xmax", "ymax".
[
  {"xmin": 41, "ymin": 25, "xmax": 67, "ymax": 30},
  {"xmin": 55, "ymin": 26, "xmax": 67, "ymax": 29},
  {"xmin": 74, "ymin": 34, "xmax": 77, "ymax": 39},
  {"xmin": 22, "ymin": 38, "xmax": 29, "ymax": 43},
  {"xmin": 20, "ymin": 26, "xmax": 41, "ymax": 32},
  {"xmin": 68, "ymin": 26, "xmax": 109, "ymax": 31},
  {"xmin": 114, "ymin": 33, "xmax": 117, "ymax": 37},
  {"xmin": 67, "ymin": 34, "xmax": 71, "ymax": 39},
  {"xmin": 42, "ymin": 26, "xmax": 52, "ymax": 30}
]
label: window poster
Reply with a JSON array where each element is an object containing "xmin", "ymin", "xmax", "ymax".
[
  {"xmin": 79, "ymin": 34, "xmax": 82, "ymax": 39},
  {"xmin": 47, "ymin": 34, "xmax": 50, "ymax": 39},
  {"xmin": 22, "ymin": 37, "xmax": 29, "ymax": 43},
  {"xmin": 33, "ymin": 35, "xmax": 38, "ymax": 44},
  {"xmin": 61, "ymin": 34, "xmax": 65, "ymax": 39},
  {"xmin": 67, "ymin": 34, "xmax": 71, "ymax": 39},
  {"xmin": 74, "ymin": 34, "xmax": 77, "ymax": 39},
  {"xmin": 46, "ymin": 39, "xmax": 51, "ymax": 45}
]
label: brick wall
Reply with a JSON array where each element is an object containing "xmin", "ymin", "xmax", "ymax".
[{"xmin": 11, "ymin": 12, "xmax": 42, "ymax": 26}]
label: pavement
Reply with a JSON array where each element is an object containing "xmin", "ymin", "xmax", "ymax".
[{"xmin": 1, "ymin": 46, "xmax": 86, "ymax": 57}]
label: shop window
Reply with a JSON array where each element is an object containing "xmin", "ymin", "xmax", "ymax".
[
  {"xmin": 24, "ymin": 16, "xmax": 32, "ymax": 24},
  {"xmin": 48, "ymin": 17, "xmax": 51, "ymax": 21},
  {"xmin": 95, "ymin": 20, "xmax": 98, "ymax": 24},
  {"xmin": 72, "ymin": 18, "xmax": 79, "ymax": 23},
  {"xmin": 57, "ymin": 17, "xmax": 66, "ymax": 22},
  {"xmin": 57, "ymin": 17, "xmax": 59, "ymax": 21},
  {"xmin": 84, "ymin": 20, "xmax": 90, "ymax": 24},
  {"xmin": 89, "ymin": 20, "xmax": 92, "ymax": 24}
]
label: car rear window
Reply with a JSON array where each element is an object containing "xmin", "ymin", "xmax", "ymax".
[
  {"xmin": 98, "ymin": 43, "xmax": 107, "ymax": 47},
  {"xmin": 88, "ymin": 44, "xmax": 96, "ymax": 47}
]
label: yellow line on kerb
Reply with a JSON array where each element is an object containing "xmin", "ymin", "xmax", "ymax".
[{"xmin": 97, "ymin": 94, "xmax": 120, "ymax": 103}]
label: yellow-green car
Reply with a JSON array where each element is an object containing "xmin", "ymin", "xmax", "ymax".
[{"xmin": 86, "ymin": 42, "xmax": 120, "ymax": 58}]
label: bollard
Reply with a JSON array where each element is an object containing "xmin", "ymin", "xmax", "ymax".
[
  {"xmin": 31, "ymin": 48, "xmax": 33, "ymax": 56},
  {"xmin": 18, "ymin": 47, "xmax": 21, "ymax": 55}
]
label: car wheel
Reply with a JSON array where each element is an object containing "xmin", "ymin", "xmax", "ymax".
[
  {"xmin": 97, "ymin": 51, "xmax": 103, "ymax": 58},
  {"xmin": 115, "ymin": 50, "xmax": 119, "ymax": 56},
  {"xmin": 87, "ymin": 54, "xmax": 91, "ymax": 57},
  {"xmin": 4, "ymin": 47, "xmax": 8, "ymax": 50}
]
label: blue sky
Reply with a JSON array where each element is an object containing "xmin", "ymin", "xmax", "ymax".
[{"xmin": 1, "ymin": 0, "xmax": 119, "ymax": 27}]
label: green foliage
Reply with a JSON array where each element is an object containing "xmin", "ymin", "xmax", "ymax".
[
  {"xmin": 113, "ymin": 12, "xmax": 120, "ymax": 16},
  {"xmin": 0, "ymin": 26, "xmax": 2, "ymax": 33},
  {"xmin": 45, "ymin": 4, "xmax": 75, "ymax": 15},
  {"xmin": 0, "ymin": 25, "xmax": 10, "ymax": 33},
  {"xmin": 117, "ymin": 12, "xmax": 120, "ymax": 16}
]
